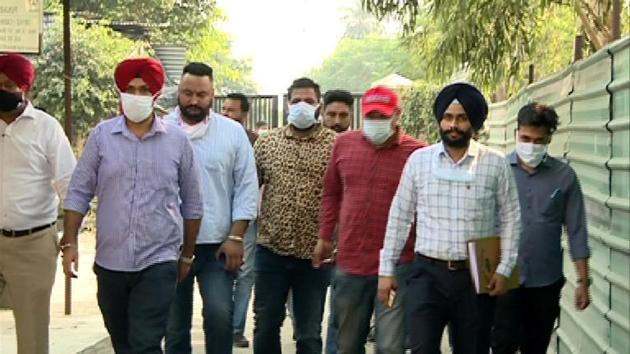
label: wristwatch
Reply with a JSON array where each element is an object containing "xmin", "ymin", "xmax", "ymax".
[{"xmin": 179, "ymin": 255, "xmax": 195, "ymax": 264}]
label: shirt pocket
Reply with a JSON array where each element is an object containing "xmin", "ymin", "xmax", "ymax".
[
  {"xmin": 540, "ymin": 189, "xmax": 565, "ymax": 223},
  {"xmin": 463, "ymin": 181, "xmax": 494, "ymax": 222}
]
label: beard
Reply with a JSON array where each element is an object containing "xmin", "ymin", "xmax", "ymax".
[
  {"xmin": 178, "ymin": 99, "xmax": 210, "ymax": 123},
  {"xmin": 440, "ymin": 126, "xmax": 473, "ymax": 148},
  {"xmin": 330, "ymin": 124, "xmax": 349, "ymax": 133}
]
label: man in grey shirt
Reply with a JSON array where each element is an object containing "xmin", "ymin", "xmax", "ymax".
[{"xmin": 491, "ymin": 103, "xmax": 591, "ymax": 354}]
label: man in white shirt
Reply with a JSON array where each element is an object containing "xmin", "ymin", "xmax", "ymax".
[
  {"xmin": 0, "ymin": 53, "xmax": 76, "ymax": 354},
  {"xmin": 377, "ymin": 82, "xmax": 521, "ymax": 354}
]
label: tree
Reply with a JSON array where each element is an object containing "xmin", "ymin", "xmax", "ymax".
[
  {"xmin": 307, "ymin": 35, "xmax": 423, "ymax": 92},
  {"xmin": 186, "ymin": 18, "xmax": 257, "ymax": 94},
  {"xmin": 31, "ymin": 14, "xmax": 135, "ymax": 139},
  {"xmin": 361, "ymin": 0, "xmax": 629, "ymax": 94},
  {"xmin": 68, "ymin": 0, "xmax": 217, "ymax": 45}
]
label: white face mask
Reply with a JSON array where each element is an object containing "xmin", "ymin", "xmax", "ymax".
[
  {"xmin": 363, "ymin": 118, "xmax": 393, "ymax": 145},
  {"xmin": 180, "ymin": 118, "xmax": 209, "ymax": 140},
  {"xmin": 516, "ymin": 142, "xmax": 548, "ymax": 167},
  {"xmin": 120, "ymin": 92, "xmax": 154, "ymax": 123},
  {"xmin": 287, "ymin": 102, "xmax": 317, "ymax": 129}
]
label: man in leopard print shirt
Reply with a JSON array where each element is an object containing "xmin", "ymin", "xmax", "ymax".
[{"xmin": 253, "ymin": 77, "xmax": 336, "ymax": 354}]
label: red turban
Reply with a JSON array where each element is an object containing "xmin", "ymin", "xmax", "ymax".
[
  {"xmin": 114, "ymin": 58, "xmax": 165, "ymax": 95},
  {"xmin": 0, "ymin": 54, "xmax": 35, "ymax": 91}
]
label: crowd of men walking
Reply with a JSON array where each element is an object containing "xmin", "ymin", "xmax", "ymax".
[{"xmin": 0, "ymin": 52, "xmax": 591, "ymax": 354}]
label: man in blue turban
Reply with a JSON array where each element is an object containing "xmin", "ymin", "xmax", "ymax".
[{"xmin": 378, "ymin": 82, "xmax": 521, "ymax": 354}]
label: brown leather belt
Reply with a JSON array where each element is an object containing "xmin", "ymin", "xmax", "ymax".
[
  {"xmin": 416, "ymin": 253, "xmax": 468, "ymax": 271},
  {"xmin": 1, "ymin": 222, "xmax": 56, "ymax": 238}
]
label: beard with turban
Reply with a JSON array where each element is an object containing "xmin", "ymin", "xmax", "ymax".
[
  {"xmin": 433, "ymin": 82, "xmax": 488, "ymax": 148},
  {"xmin": 0, "ymin": 54, "xmax": 35, "ymax": 113},
  {"xmin": 114, "ymin": 58, "xmax": 165, "ymax": 96}
]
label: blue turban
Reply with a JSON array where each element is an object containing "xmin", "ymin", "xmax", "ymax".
[{"xmin": 433, "ymin": 82, "xmax": 488, "ymax": 131}]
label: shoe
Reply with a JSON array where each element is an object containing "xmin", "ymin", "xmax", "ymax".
[{"xmin": 233, "ymin": 333, "xmax": 250, "ymax": 348}]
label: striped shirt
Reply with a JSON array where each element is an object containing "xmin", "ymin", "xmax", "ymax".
[
  {"xmin": 164, "ymin": 109, "xmax": 258, "ymax": 244},
  {"xmin": 65, "ymin": 116, "xmax": 203, "ymax": 272},
  {"xmin": 379, "ymin": 140, "xmax": 521, "ymax": 277}
]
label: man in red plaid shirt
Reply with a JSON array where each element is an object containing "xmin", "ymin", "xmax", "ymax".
[{"xmin": 313, "ymin": 86, "xmax": 426, "ymax": 354}]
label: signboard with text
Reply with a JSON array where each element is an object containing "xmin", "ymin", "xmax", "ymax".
[{"xmin": 0, "ymin": 0, "xmax": 42, "ymax": 54}]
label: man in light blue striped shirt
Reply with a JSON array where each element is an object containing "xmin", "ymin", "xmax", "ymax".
[{"xmin": 164, "ymin": 63, "xmax": 258, "ymax": 354}]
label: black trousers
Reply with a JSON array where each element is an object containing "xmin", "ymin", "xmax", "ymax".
[
  {"xmin": 94, "ymin": 261, "xmax": 178, "ymax": 354},
  {"xmin": 491, "ymin": 277, "xmax": 565, "ymax": 354},
  {"xmin": 405, "ymin": 255, "xmax": 492, "ymax": 354}
]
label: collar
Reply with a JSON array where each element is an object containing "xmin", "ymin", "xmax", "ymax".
[
  {"xmin": 437, "ymin": 139, "xmax": 480, "ymax": 164},
  {"xmin": 283, "ymin": 123, "xmax": 324, "ymax": 140}
]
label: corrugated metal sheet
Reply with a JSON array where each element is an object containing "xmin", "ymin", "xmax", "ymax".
[
  {"xmin": 605, "ymin": 36, "xmax": 630, "ymax": 354},
  {"xmin": 484, "ymin": 35, "xmax": 630, "ymax": 354}
]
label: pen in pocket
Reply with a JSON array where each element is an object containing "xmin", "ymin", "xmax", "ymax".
[{"xmin": 550, "ymin": 188, "xmax": 560, "ymax": 199}]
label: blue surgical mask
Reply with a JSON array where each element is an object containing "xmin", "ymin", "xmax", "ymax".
[
  {"xmin": 288, "ymin": 102, "xmax": 317, "ymax": 129},
  {"xmin": 363, "ymin": 118, "xmax": 393, "ymax": 145}
]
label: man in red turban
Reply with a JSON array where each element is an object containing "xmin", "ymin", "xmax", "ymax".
[
  {"xmin": 0, "ymin": 53, "xmax": 76, "ymax": 354},
  {"xmin": 61, "ymin": 56, "xmax": 202, "ymax": 354},
  {"xmin": 110, "ymin": 58, "xmax": 166, "ymax": 132}
]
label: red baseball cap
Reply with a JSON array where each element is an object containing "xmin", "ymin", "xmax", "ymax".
[{"xmin": 361, "ymin": 86, "xmax": 400, "ymax": 117}]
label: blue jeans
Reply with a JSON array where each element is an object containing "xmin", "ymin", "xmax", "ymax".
[
  {"xmin": 166, "ymin": 244, "xmax": 236, "ymax": 354},
  {"xmin": 94, "ymin": 261, "xmax": 177, "ymax": 354},
  {"xmin": 233, "ymin": 220, "xmax": 257, "ymax": 335},
  {"xmin": 253, "ymin": 245, "xmax": 331, "ymax": 354},
  {"xmin": 334, "ymin": 265, "xmax": 410, "ymax": 354},
  {"xmin": 325, "ymin": 278, "xmax": 338, "ymax": 354}
]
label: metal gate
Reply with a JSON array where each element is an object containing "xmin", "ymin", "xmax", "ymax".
[{"xmin": 215, "ymin": 93, "xmax": 364, "ymax": 130}]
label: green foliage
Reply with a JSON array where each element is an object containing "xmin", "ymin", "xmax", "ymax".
[
  {"xmin": 399, "ymin": 83, "xmax": 441, "ymax": 144},
  {"xmin": 187, "ymin": 24, "xmax": 257, "ymax": 94},
  {"xmin": 361, "ymin": 0, "xmax": 629, "ymax": 95},
  {"xmin": 308, "ymin": 35, "xmax": 425, "ymax": 93},
  {"xmin": 69, "ymin": 0, "xmax": 217, "ymax": 45},
  {"xmin": 31, "ymin": 15, "xmax": 134, "ymax": 139}
]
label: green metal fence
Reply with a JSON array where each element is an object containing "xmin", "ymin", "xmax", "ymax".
[{"xmin": 485, "ymin": 35, "xmax": 630, "ymax": 354}]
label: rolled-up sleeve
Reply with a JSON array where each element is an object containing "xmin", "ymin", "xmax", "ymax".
[
  {"xmin": 178, "ymin": 137, "xmax": 203, "ymax": 220},
  {"xmin": 565, "ymin": 170, "xmax": 590, "ymax": 260},
  {"xmin": 64, "ymin": 127, "xmax": 101, "ymax": 215},
  {"xmin": 231, "ymin": 129, "xmax": 259, "ymax": 221}
]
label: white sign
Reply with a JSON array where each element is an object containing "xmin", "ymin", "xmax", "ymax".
[{"xmin": 0, "ymin": 0, "xmax": 42, "ymax": 53}]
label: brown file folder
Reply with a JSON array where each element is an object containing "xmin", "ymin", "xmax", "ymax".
[{"xmin": 467, "ymin": 236, "xmax": 520, "ymax": 294}]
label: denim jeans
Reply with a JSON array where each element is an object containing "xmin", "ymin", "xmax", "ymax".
[
  {"xmin": 253, "ymin": 245, "xmax": 331, "ymax": 354},
  {"xmin": 94, "ymin": 261, "xmax": 177, "ymax": 354},
  {"xmin": 233, "ymin": 220, "xmax": 257, "ymax": 335},
  {"xmin": 165, "ymin": 244, "xmax": 236, "ymax": 354},
  {"xmin": 334, "ymin": 265, "xmax": 410, "ymax": 354},
  {"xmin": 324, "ymin": 278, "xmax": 338, "ymax": 354}
]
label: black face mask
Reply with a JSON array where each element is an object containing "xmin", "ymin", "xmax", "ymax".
[{"xmin": 0, "ymin": 89, "xmax": 23, "ymax": 112}]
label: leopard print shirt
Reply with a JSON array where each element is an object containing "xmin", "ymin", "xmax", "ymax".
[{"xmin": 254, "ymin": 124, "xmax": 336, "ymax": 259}]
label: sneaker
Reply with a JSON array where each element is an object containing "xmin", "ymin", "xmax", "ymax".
[{"xmin": 233, "ymin": 333, "xmax": 250, "ymax": 348}]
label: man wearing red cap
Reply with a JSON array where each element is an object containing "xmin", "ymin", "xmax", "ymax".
[
  {"xmin": 313, "ymin": 86, "xmax": 426, "ymax": 354},
  {"xmin": 60, "ymin": 58, "xmax": 203, "ymax": 353},
  {"xmin": 0, "ymin": 53, "xmax": 76, "ymax": 354}
]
